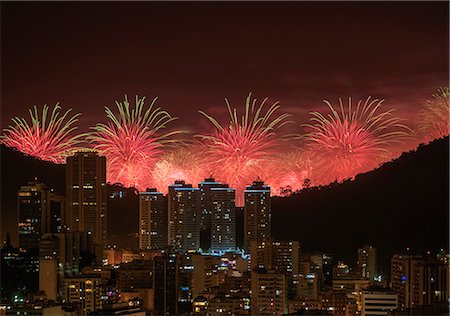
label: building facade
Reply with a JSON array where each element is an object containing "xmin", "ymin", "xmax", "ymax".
[
  {"xmin": 210, "ymin": 187, "xmax": 236, "ymax": 252},
  {"xmin": 18, "ymin": 181, "xmax": 64, "ymax": 251},
  {"xmin": 66, "ymin": 151, "xmax": 107, "ymax": 256},
  {"xmin": 139, "ymin": 189, "xmax": 167, "ymax": 250},
  {"xmin": 244, "ymin": 180, "xmax": 271, "ymax": 254},
  {"xmin": 168, "ymin": 180, "xmax": 200, "ymax": 252}
]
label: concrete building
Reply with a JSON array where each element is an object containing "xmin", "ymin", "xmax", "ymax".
[
  {"xmin": 138, "ymin": 189, "xmax": 166, "ymax": 250},
  {"xmin": 18, "ymin": 181, "xmax": 64, "ymax": 251},
  {"xmin": 244, "ymin": 180, "xmax": 271, "ymax": 257},
  {"xmin": 62, "ymin": 275, "xmax": 102, "ymax": 315},
  {"xmin": 251, "ymin": 270, "xmax": 287, "ymax": 315},
  {"xmin": 391, "ymin": 254, "xmax": 449, "ymax": 309},
  {"xmin": 66, "ymin": 151, "xmax": 107, "ymax": 258},
  {"xmin": 168, "ymin": 180, "xmax": 201, "ymax": 252},
  {"xmin": 153, "ymin": 253, "xmax": 178, "ymax": 316},
  {"xmin": 192, "ymin": 254, "xmax": 220, "ymax": 298},
  {"xmin": 358, "ymin": 245, "xmax": 377, "ymax": 280},
  {"xmin": 198, "ymin": 178, "xmax": 231, "ymax": 250},
  {"xmin": 361, "ymin": 290, "xmax": 398, "ymax": 316},
  {"xmin": 210, "ymin": 186, "xmax": 236, "ymax": 252}
]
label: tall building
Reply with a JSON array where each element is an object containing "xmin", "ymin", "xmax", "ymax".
[
  {"xmin": 391, "ymin": 253, "xmax": 449, "ymax": 309},
  {"xmin": 191, "ymin": 254, "xmax": 219, "ymax": 298},
  {"xmin": 251, "ymin": 269, "xmax": 287, "ymax": 315},
  {"xmin": 17, "ymin": 181, "xmax": 64, "ymax": 251},
  {"xmin": 244, "ymin": 179, "xmax": 271, "ymax": 253},
  {"xmin": 358, "ymin": 245, "xmax": 377, "ymax": 280},
  {"xmin": 198, "ymin": 178, "xmax": 231, "ymax": 250},
  {"xmin": 420, "ymin": 258, "xmax": 449, "ymax": 306},
  {"xmin": 153, "ymin": 253, "xmax": 178, "ymax": 316},
  {"xmin": 391, "ymin": 254, "xmax": 422, "ymax": 309},
  {"xmin": 139, "ymin": 188, "xmax": 167, "ymax": 250},
  {"xmin": 66, "ymin": 151, "xmax": 107, "ymax": 255},
  {"xmin": 322, "ymin": 254, "xmax": 334, "ymax": 288},
  {"xmin": 168, "ymin": 180, "xmax": 200, "ymax": 252},
  {"xmin": 210, "ymin": 186, "xmax": 236, "ymax": 252}
]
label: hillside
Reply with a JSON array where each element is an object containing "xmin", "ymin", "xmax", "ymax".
[
  {"xmin": 272, "ymin": 137, "xmax": 449, "ymax": 273},
  {"xmin": 1, "ymin": 138, "xmax": 448, "ymax": 271}
]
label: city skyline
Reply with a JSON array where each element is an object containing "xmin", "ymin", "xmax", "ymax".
[{"xmin": 1, "ymin": 1, "xmax": 448, "ymax": 316}]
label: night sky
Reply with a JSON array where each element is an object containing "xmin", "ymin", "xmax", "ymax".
[{"xmin": 2, "ymin": 1, "xmax": 448, "ymax": 135}]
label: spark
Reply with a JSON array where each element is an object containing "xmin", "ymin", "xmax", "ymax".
[
  {"xmin": 196, "ymin": 93, "xmax": 292, "ymax": 205},
  {"xmin": 303, "ymin": 97, "xmax": 411, "ymax": 184},
  {"xmin": 1, "ymin": 103, "xmax": 83, "ymax": 163},
  {"xmin": 416, "ymin": 87, "xmax": 449, "ymax": 143},
  {"xmin": 87, "ymin": 95, "xmax": 183, "ymax": 190},
  {"xmin": 152, "ymin": 146, "xmax": 206, "ymax": 193},
  {"xmin": 266, "ymin": 150, "xmax": 316, "ymax": 195}
]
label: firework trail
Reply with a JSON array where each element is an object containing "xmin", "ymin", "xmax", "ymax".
[
  {"xmin": 416, "ymin": 87, "xmax": 449, "ymax": 143},
  {"xmin": 152, "ymin": 146, "xmax": 206, "ymax": 193},
  {"xmin": 196, "ymin": 93, "xmax": 292, "ymax": 205},
  {"xmin": 87, "ymin": 95, "xmax": 183, "ymax": 190},
  {"xmin": 303, "ymin": 97, "xmax": 411, "ymax": 184},
  {"xmin": 1, "ymin": 103, "xmax": 83, "ymax": 163}
]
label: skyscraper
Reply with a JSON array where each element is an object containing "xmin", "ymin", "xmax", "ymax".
[
  {"xmin": 358, "ymin": 245, "xmax": 377, "ymax": 280},
  {"xmin": 210, "ymin": 186, "xmax": 236, "ymax": 252},
  {"xmin": 244, "ymin": 179, "xmax": 271, "ymax": 253},
  {"xmin": 66, "ymin": 151, "xmax": 107, "ymax": 256},
  {"xmin": 139, "ymin": 188, "xmax": 167, "ymax": 250},
  {"xmin": 153, "ymin": 253, "xmax": 178, "ymax": 316},
  {"xmin": 198, "ymin": 177, "xmax": 230, "ymax": 250},
  {"xmin": 18, "ymin": 181, "xmax": 64, "ymax": 251},
  {"xmin": 168, "ymin": 180, "xmax": 200, "ymax": 252}
]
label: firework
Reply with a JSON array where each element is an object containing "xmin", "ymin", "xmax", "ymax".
[
  {"xmin": 1, "ymin": 103, "xmax": 83, "ymax": 163},
  {"xmin": 303, "ymin": 97, "xmax": 411, "ymax": 184},
  {"xmin": 416, "ymin": 87, "xmax": 449, "ymax": 142},
  {"xmin": 152, "ymin": 146, "xmax": 206, "ymax": 193},
  {"xmin": 196, "ymin": 93, "xmax": 292, "ymax": 205},
  {"xmin": 87, "ymin": 95, "xmax": 183, "ymax": 190},
  {"xmin": 265, "ymin": 150, "xmax": 316, "ymax": 195}
]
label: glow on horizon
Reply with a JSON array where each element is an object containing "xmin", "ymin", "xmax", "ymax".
[{"xmin": 2, "ymin": 90, "xmax": 448, "ymax": 199}]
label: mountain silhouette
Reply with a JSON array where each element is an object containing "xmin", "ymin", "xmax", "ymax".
[{"xmin": 1, "ymin": 138, "xmax": 448, "ymax": 275}]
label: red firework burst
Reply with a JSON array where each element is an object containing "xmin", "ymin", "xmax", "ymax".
[
  {"xmin": 416, "ymin": 87, "xmax": 449, "ymax": 143},
  {"xmin": 87, "ymin": 95, "xmax": 183, "ymax": 190},
  {"xmin": 304, "ymin": 97, "xmax": 411, "ymax": 184},
  {"xmin": 265, "ymin": 150, "xmax": 316, "ymax": 195},
  {"xmin": 196, "ymin": 93, "xmax": 291, "ymax": 205},
  {"xmin": 1, "ymin": 103, "xmax": 83, "ymax": 163},
  {"xmin": 152, "ymin": 146, "xmax": 206, "ymax": 193}
]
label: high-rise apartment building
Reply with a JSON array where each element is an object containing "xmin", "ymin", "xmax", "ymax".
[
  {"xmin": 139, "ymin": 188, "xmax": 167, "ymax": 250},
  {"xmin": 18, "ymin": 181, "xmax": 64, "ymax": 251},
  {"xmin": 153, "ymin": 253, "xmax": 178, "ymax": 316},
  {"xmin": 391, "ymin": 254, "xmax": 423, "ymax": 309},
  {"xmin": 168, "ymin": 180, "xmax": 200, "ymax": 252},
  {"xmin": 198, "ymin": 177, "xmax": 228, "ymax": 250},
  {"xmin": 358, "ymin": 245, "xmax": 377, "ymax": 280},
  {"xmin": 251, "ymin": 270, "xmax": 287, "ymax": 315},
  {"xmin": 66, "ymin": 151, "xmax": 107, "ymax": 255},
  {"xmin": 391, "ymin": 253, "xmax": 449, "ymax": 309},
  {"xmin": 244, "ymin": 180, "xmax": 271, "ymax": 254},
  {"xmin": 210, "ymin": 186, "xmax": 236, "ymax": 252}
]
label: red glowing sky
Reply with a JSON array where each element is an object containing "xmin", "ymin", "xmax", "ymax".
[{"xmin": 1, "ymin": 2, "xmax": 448, "ymax": 137}]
